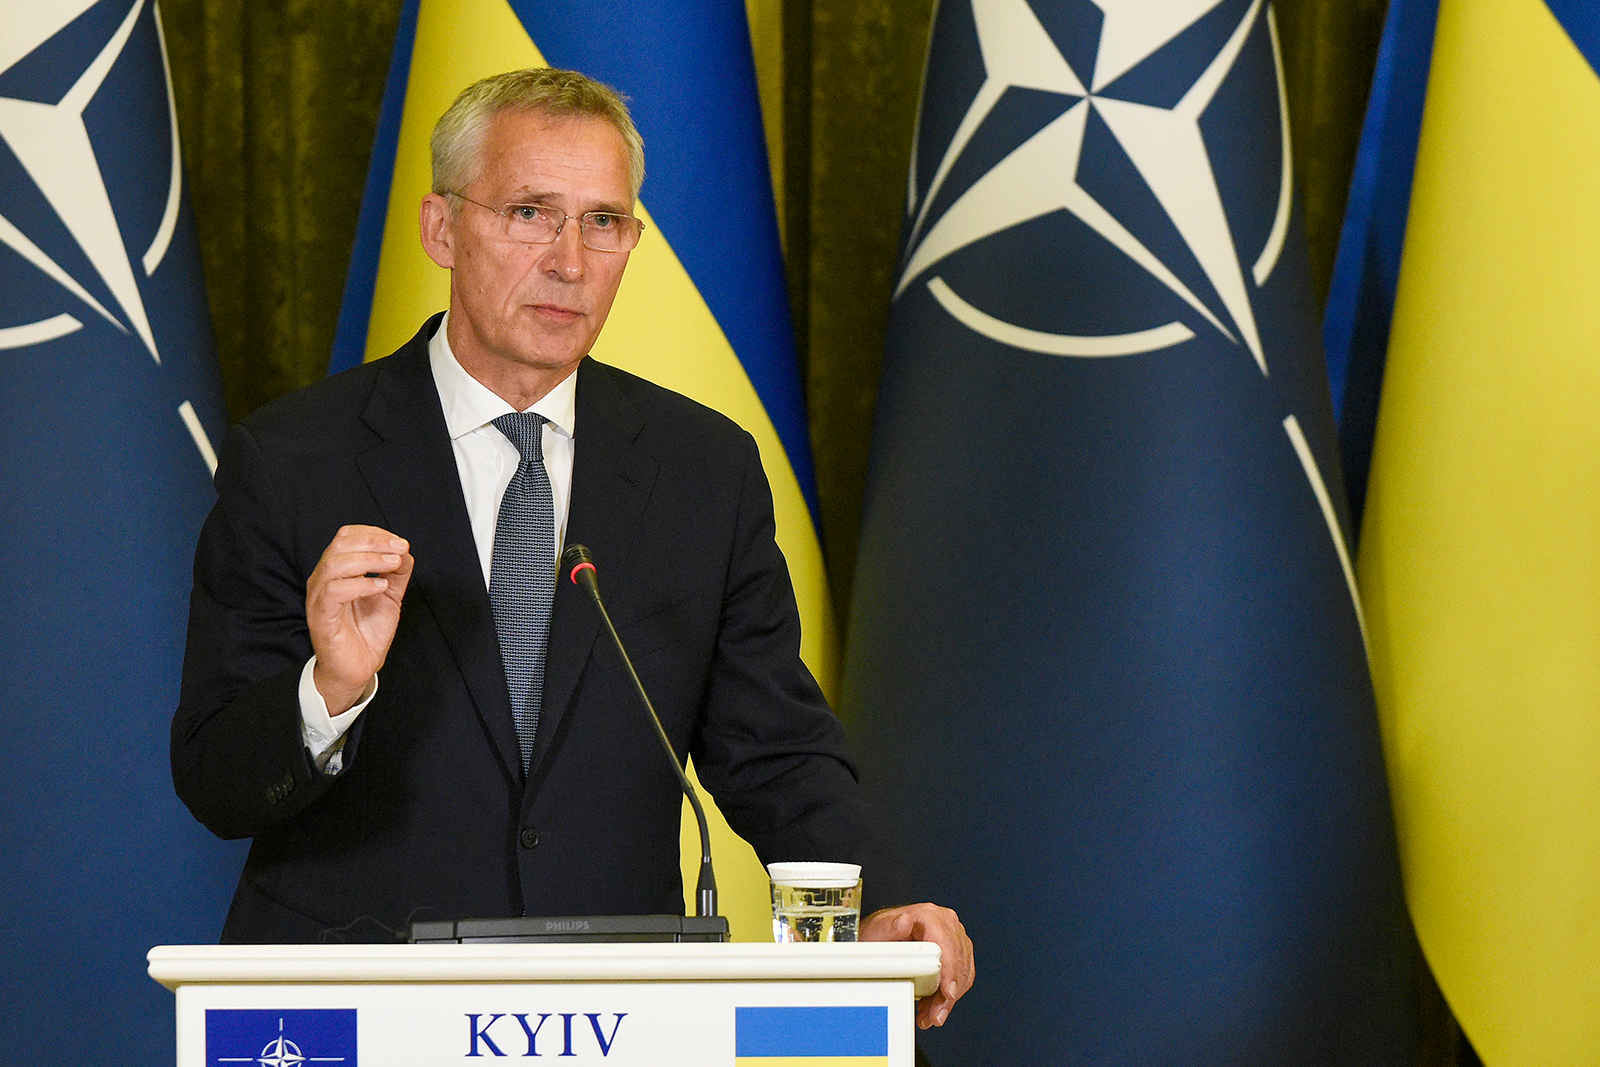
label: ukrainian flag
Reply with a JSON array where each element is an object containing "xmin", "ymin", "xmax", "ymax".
[
  {"xmin": 331, "ymin": 0, "xmax": 831, "ymax": 941},
  {"xmin": 1359, "ymin": 1, "xmax": 1600, "ymax": 1063},
  {"xmin": 734, "ymin": 1006, "xmax": 888, "ymax": 1066}
]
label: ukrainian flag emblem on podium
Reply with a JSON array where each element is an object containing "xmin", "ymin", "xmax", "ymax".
[{"xmin": 734, "ymin": 1006, "xmax": 888, "ymax": 1066}]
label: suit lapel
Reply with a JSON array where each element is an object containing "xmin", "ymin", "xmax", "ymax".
[
  {"xmin": 527, "ymin": 359, "xmax": 659, "ymax": 781},
  {"xmin": 355, "ymin": 319, "xmax": 524, "ymax": 784}
]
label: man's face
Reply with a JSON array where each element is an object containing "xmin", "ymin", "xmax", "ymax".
[{"xmin": 421, "ymin": 109, "xmax": 634, "ymax": 386}]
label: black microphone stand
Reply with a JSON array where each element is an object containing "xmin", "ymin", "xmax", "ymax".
[{"xmin": 563, "ymin": 544, "xmax": 719, "ymax": 920}]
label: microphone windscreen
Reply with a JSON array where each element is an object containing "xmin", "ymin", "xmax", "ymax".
[{"xmin": 562, "ymin": 543, "xmax": 597, "ymax": 589}]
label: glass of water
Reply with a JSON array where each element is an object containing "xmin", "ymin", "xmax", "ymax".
[{"xmin": 767, "ymin": 862, "xmax": 862, "ymax": 942}]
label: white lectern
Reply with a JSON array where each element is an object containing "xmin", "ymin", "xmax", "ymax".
[{"xmin": 148, "ymin": 942, "xmax": 939, "ymax": 1065}]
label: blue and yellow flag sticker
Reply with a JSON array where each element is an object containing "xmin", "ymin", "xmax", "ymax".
[{"xmin": 734, "ymin": 1006, "xmax": 888, "ymax": 1065}]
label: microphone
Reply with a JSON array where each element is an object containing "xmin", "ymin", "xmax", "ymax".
[{"xmin": 562, "ymin": 543, "xmax": 720, "ymax": 921}]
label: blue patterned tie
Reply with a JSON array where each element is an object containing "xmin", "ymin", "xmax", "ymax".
[{"xmin": 490, "ymin": 412, "xmax": 556, "ymax": 771}]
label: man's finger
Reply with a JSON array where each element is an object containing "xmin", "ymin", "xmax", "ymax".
[
  {"xmin": 310, "ymin": 573, "xmax": 396, "ymax": 608},
  {"xmin": 327, "ymin": 523, "xmax": 408, "ymax": 548},
  {"xmin": 316, "ymin": 550, "xmax": 407, "ymax": 580},
  {"xmin": 318, "ymin": 527, "xmax": 408, "ymax": 563}
]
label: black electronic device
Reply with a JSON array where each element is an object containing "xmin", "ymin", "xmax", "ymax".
[{"xmin": 410, "ymin": 914, "xmax": 730, "ymax": 944}]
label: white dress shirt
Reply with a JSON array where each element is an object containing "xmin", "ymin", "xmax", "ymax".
[{"xmin": 300, "ymin": 313, "xmax": 577, "ymax": 769}]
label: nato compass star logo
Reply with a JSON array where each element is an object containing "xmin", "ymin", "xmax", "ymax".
[
  {"xmin": 215, "ymin": 1017, "xmax": 348, "ymax": 1067},
  {"xmin": 898, "ymin": 0, "xmax": 1292, "ymax": 373},
  {"xmin": 0, "ymin": 0, "xmax": 217, "ymax": 469},
  {"xmin": 207, "ymin": 1010, "xmax": 356, "ymax": 1067}
]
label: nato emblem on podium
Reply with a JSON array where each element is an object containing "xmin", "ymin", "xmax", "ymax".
[{"xmin": 206, "ymin": 1010, "xmax": 357, "ymax": 1067}]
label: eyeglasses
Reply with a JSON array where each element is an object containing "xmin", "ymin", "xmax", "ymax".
[{"xmin": 446, "ymin": 192, "xmax": 645, "ymax": 252}]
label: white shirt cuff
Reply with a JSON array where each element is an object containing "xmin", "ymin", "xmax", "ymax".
[{"xmin": 298, "ymin": 657, "xmax": 378, "ymax": 774}]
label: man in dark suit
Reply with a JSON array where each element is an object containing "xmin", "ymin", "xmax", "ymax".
[{"xmin": 173, "ymin": 68, "xmax": 971, "ymax": 1028}]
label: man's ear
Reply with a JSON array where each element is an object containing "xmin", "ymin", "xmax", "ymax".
[{"xmin": 419, "ymin": 193, "xmax": 455, "ymax": 269}]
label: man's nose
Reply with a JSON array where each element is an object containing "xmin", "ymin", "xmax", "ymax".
[{"xmin": 542, "ymin": 220, "xmax": 586, "ymax": 279}]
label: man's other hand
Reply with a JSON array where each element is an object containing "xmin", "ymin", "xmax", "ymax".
[
  {"xmin": 307, "ymin": 525, "xmax": 413, "ymax": 714},
  {"xmin": 860, "ymin": 903, "xmax": 974, "ymax": 1028}
]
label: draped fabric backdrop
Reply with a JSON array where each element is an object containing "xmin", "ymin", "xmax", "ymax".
[{"xmin": 156, "ymin": 1, "xmax": 1476, "ymax": 1063}]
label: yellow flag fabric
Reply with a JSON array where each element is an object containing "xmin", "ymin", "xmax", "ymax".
[
  {"xmin": 347, "ymin": 0, "xmax": 833, "ymax": 942},
  {"xmin": 1359, "ymin": 0, "xmax": 1600, "ymax": 1061}
]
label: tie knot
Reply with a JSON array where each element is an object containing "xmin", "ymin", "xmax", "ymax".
[{"xmin": 493, "ymin": 411, "xmax": 548, "ymax": 463}]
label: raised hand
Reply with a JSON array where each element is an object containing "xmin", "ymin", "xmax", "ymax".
[{"xmin": 305, "ymin": 524, "xmax": 414, "ymax": 714}]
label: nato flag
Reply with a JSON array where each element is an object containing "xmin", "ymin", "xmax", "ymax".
[
  {"xmin": 844, "ymin": 2, "xmax": 1418, "ymax": 1063},
  {"xmin": 0, "ymin": 1, "xmax": 242, "ymax": 1061}
]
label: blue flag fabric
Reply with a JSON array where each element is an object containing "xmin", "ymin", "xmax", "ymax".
[
  {"xmin": 843, "ymin": 2, "xmax": 1418, "ymax": 1062},
  {"xmin": 1320, "ymin": 0, "xmax": 1439, "ymax": 526},
  {"xmin": 1547, "ymin": 0, "xmax": 1600, "ymax": 61},
  {"xmin": 0, "ymin": 1, "xmax": 243, "ymax": 1061}
]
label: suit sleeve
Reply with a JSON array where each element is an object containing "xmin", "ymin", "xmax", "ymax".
[
  {"xmin": 686, "ymin": 433, "xmax": 881, "ymax": 875},
  {"xmin": 171, "ymin": 422, "xmax": 355, "ymax": 839}
]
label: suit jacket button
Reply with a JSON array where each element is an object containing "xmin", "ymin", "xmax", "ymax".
[{"xmin": 519, "ymin": 827, "xmax": 540, "ymax": 849}]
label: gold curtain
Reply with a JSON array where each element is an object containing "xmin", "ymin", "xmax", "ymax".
[{"xmin": 161, "ymin": 0, "xmax": 404, "ymax": 417}]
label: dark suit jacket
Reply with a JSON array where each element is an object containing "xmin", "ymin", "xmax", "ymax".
[{"xmin": 173, "ymin": 316, "xmax": 875, "ymax": 943}]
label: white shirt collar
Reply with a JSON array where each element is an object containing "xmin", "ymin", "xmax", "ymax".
[{"xmin": 428, "ymin": 311, "xmax": 578, "ymax": 440}]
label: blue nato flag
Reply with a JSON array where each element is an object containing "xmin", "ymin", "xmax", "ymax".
[
  {"xmin": 843, "ymin": 2, "xmax": 1418, "ymax": 1064},
  {"xmin": 0, "ymin": 1, "xmax": 243, "ymax": 1061}
]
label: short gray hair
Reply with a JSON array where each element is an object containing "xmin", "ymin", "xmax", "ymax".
[{"xmin": 430, "ymin": 68, "xmax": 645, "ymax": 202}]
